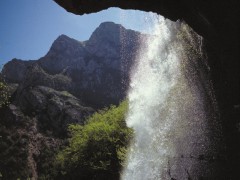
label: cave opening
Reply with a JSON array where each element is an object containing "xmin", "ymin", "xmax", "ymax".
[
  {"xmin": 1, "ymin": 0, "xmax": 239, "ymax": 178},
  {"xmin": 52, "ymin": 1, "xmax": 239, "ymax": 178}
]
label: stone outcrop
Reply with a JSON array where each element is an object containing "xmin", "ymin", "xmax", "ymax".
[
  {"xmin": 0, "ymin": 82, "xmax": 94, "ymax": 179},
  {"xmin": 1, "ymin": 58, "xmax": 35, "ymax": 83},
  {"xmin": 15, "ymin": 86, "xmax": 94, "ymax": 136},
  {"xmin": 0, "ymin": 103, "xmax": 64, "ymax": 179},
  {"xmin": 2, "ymin": 22, "xmax": 142, "ymax": 108}
]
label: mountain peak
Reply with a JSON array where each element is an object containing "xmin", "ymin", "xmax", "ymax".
[
  {"xmin": 48, "ymin": 34, "xmax": 84, "ymax": 54},
  {"xmin": 98, "ymin": 21, "xmax": 123, "ymax": 29},
  {"xmin": 56, "ymin": 34, "xmax": 71, "ymax": 40},
  {"xmin": 54, "ymin": 34, "xmax": 79, "ymax": 44},
  {"xmin": 93, "ymin": 22, "xmax": 125, "ymax": 35},
  {"xmin": 87, "ymin": 22, "xmax": 126, "ymax": 48}
]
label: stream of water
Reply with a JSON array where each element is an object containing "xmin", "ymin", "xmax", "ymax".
[{"xmin": 121, "ymin": 15, "xmax": 222, "ymax": 180}]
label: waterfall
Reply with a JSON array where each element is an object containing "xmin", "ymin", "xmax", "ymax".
[{"xmin": 121, "ymin": 15, "xmax": 223, "ymax": 180}]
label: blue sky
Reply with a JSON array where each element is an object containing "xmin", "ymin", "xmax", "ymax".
[{"xmin": 0, "ymin": 0, "xmax": 158, "ymax": 66}]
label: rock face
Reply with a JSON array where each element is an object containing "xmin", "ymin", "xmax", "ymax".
[
  {"xmin": 53, "ymin": 0, "xmax": 240, "ymax": 178},
  {"xmin": 0, "ymin": 103, "xmax": 65, "ymax": 179},
  {"xmin": 2, "ymin": 22, "xmax": 142, "ymax": 108},
  {"xmin": 0, "ymin": 84, "xmax": 94, "ymax": 179},
  {"xmin": 16, "ymin": 86, "xmax": 94, "ymax": 136},
  {"xmin": 1, "ymin": 58, "xmax": 35, "ymax": 83},
  {"xmin": 0, "ymin": 22, "xmax": 143, "ymax": 179}
]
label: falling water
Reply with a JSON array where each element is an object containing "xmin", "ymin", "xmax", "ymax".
[{"xmin": 121, "ymin": 15, "xmax": 224, "ymax": 180}]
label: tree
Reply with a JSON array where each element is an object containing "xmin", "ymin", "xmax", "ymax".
[
  {"xmin": 0, "ymin": 77, "xmax": 9, "ymax": 108},
  {"xmin": 55, "ymin": 101, "xmax": 133, "ymax": 180}
]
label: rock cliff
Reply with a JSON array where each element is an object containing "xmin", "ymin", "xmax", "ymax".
[
  {"xmin": 0, "ymin": 22, "xmax": 143, "ymax": 179},
  {"xmin": 2, "ymin": 22, "xmax": 142, "ymax": 108}
]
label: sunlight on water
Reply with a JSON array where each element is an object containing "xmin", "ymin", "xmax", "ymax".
[{"xmin": 121, "ymin": 13, "xmax": 223, "ymax": 180}]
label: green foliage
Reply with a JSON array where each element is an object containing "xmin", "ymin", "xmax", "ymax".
[
  {"xmin": 37, "ymin": 143, "xmax": 62, "ymax": 180},
  {"xmin": 55, "ymin": 100, "xmax": 133, "ymax": 179},
  {"xmin": 0, "ymin": 127, "xmax": 29, "ymax": 179},
  {"xmin": 0, "ymin": 79, "xmax": 10, "ymax": 108}
]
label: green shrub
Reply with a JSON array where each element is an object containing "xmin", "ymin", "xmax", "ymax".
[
  {"xmin": 55, "ymin": 100, "xmax": 133, "ymax": 179},
  {"xmin": 0, "ymin": 79, "xmax": 10, "ymax": 108}
]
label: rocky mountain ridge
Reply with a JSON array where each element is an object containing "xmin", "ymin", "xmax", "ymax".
[
  {"xmin": 2, "ymin": 21, "xmax": 143, "ymax": 108},
  {"xmin": 0, "ymin": 22, "xmax": 145, "ymax": 179}
]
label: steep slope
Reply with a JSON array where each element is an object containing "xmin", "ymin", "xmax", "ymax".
[
  {"xmin": 0, "ymin": 86, "xmax": 94, "ymax": 179},
  {"xmin": 1, "ymin": 58, "xmax": 35, "ymax": 83},
  {"xmin": 0, "ymin": 22, "xmax": 144, "ymax": 179},
  {"xmin": 2, "ymin": 22, "xmax": 143, "ymax": 108}
]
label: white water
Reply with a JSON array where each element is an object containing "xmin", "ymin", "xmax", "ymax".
[{"xmin": 121, "ymin": 15, "xmax": 222, "ymax": 180}]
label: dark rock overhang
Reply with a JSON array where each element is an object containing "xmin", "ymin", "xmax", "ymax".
[{"xmin": 53, "ymin": 0, "xmax": 239, "ymax": 46}]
